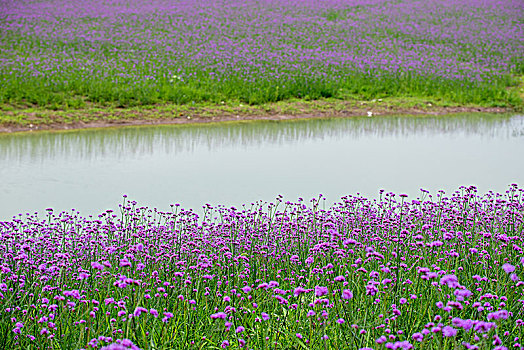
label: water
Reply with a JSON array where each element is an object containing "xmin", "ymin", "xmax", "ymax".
[{"xmin": 1, "ymin": 114, "xmax": 523, "ymax": 219}]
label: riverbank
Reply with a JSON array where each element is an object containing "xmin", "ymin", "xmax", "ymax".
[{"xmin": 0, "ymin": 96, "xmax": 518, "ymax": 133}]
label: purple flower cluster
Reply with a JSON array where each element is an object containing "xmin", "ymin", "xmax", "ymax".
[
  {"xmin": 0, "ymin": 0, "xmax": 522, "ymax": 106},
  {"xmin": 0, "ymin": 185, "xmax": 523, "ymax": 348}
]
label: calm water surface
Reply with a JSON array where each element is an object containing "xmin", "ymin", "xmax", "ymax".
[{"xmin": 1, "ymin": 114, "xmax": 523, "ymax": 219}]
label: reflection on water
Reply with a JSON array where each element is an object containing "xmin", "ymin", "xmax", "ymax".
[
  {"xmin": 0, "ymin": 113, "xmax": 523, "ymax": 219},
  {"xmin": 1, "ymin": 114, "xmax": 522, "ymax": 162}
]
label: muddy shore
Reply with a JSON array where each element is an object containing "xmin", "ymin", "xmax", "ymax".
[{"xmin": 0, "ymin": 102, "xmax": 514, "ymax": 134}]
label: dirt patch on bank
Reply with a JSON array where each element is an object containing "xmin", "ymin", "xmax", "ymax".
[{"xmin": 0, "ymin": 103, "xmax": 514, "ymax": 134}]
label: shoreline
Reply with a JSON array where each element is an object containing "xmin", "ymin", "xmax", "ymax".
[{"xmin": 0, "ymin": 99, "xmax": 517, "ymax": 134}]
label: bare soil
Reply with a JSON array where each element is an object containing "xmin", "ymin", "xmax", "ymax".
[{"xmin": 0, "ymin": 104, "xmax": 512, "ymax": 134}]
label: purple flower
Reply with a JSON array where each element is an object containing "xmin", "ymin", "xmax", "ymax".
[
  {"xmin": 376, "ymin": 336, "xmax": 387, "ymax": 344},
  {"xmin": 502, "ymin": 263, "xmax": 515, "ymax": 273},
  {"xmin": 133, "ymin": 307, "xmax": 147, "ymax": 317},
  {"xmin": 236, "ymin": 326, "xmax": 245, "ymax": 333},
  {"xmin": 293, "ymin": 287, "xmax": 307, "ymax": 297},
  {"xmin": 342, "ymin": 289, "xmax": 353, "ymax": 300},
  {"xmin": 100, "ymin": 339, "xmax": 140, "ymax": 350},
  {"xmin": 454, "ymin": 288, "xmax": 473, "ymax": 300},
  {"xmin": 162, "ymin": 312, "xmax": 174, "ymax": 323},
  {"xmin": 462, "ymin": 342, "xmax": 480, "ymax": 350},
  {"xmin": 261, "ymin": 312, "xmax": 270, "ymax": 321},
  {"xmin": 474, "ymin": 321, "xmax": 497, "ymax": 333},
  {"xmin": 385, "ymin": 340, "xmax": 413, "ymax": 349},
  {"xmin": 412, "ymin": 333, "xmax": 423, "ymax": 342},
  {"xmin": 452, "ymin": 317, "xmax": 474, "ymax": 331},
  {"xmin": 211, "ymin": 312, "xmax": 227, "ymax": 320},
  {"xmin": 487, "ymin": 310, "xmax": 509, "ymax": 320},
  {"xmin": 119, "ymin": 259, "xmax": 132, "ymax": 267},
  {"xmin": 315, "ymin": 286, "xmax": 328, "ymax": 297},
  {"xmin": 440, "ymin": 274, "xmax": 460, "ymax": 288},
  {"xmin": 91, "ymin": 262, "xmax": 104, "ymax": 270},
  {"xmin": 442, "ymin": 326, "xmax": 457, "ymax": 337}
]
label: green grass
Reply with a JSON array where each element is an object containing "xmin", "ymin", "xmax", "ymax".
[{"xmin": 1, "ymin": 71, "xmax": 521, "ymax": 111}]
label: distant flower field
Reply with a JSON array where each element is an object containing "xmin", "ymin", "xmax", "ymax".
[
  {"xmin": 0, "ymin": 185, "xmax": 523, "ymax": 349},
  {"xmin": 0, "ymin": 0, "xmax": 522, "ymax": 108}
]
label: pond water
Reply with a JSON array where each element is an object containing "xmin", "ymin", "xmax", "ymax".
[{"xmin": 1, "ymin": 114, "xmax": 523, "ymax": 220}]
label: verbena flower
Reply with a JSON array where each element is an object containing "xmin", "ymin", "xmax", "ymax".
[
  {"xmin": 315, "ymin": 286, "xmax": 328, "ymax": 297},
  {"xmin": 502, "ymin": 263, "xmax": 515, "ymax": 274},
  {"xmin": 440, "ymin": 274, "xmax": 459, "ymax": 288},
  {"xmin": 342, "ymin": 289, "xmax": 353, "ymax": 299},
  {"xmin": 412, "ymin": 333, "xmax": 423, "ymax": 342},
  {"xmin": 293, "ymin": 287, "xmax": 307, "ymax": 297},
  {"xmin": 442, "ymin": 326, "xmax": 457, "ymax": 337},
  {"xmin": 211, "ymin": 312, "xmax": 227, "ymax": 320}
]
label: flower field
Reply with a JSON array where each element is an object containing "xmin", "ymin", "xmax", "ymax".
[
  {"xmin": 0, "ymin": 0, "xmax": 523, "ymax": 108},
  {"xmin": 0, "ymin": 185, "xmax": 523, "ymax": 349}
]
